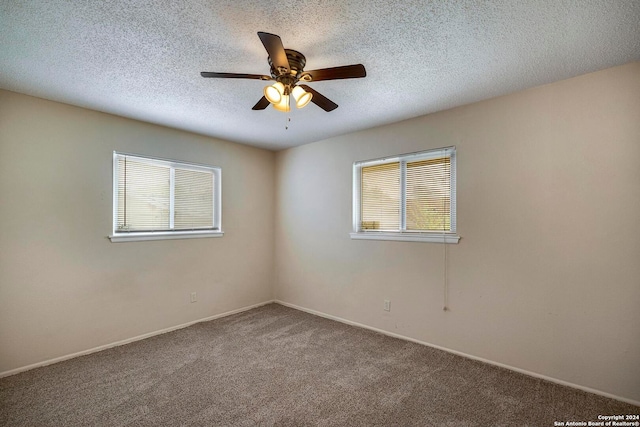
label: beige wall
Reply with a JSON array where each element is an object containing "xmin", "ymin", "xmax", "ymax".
[
  {"xmin": 274, "ymin": 62, "xmax": 640, "ymax": 402},
  {"xmin": 0, "ymin": 90, "xmax": 275, "ymax": 373},
  {"xmin": 2, "ymin": 62, "xmax": 639, "ymax": 403}
]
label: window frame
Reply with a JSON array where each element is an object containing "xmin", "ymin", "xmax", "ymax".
[
  {"xmin": 351, "ymin": 147, "xmax": 459, "ymax": 243},
  {"xmin": 109, "ymin": 151, "xmax": 223, "ymax": 242}
]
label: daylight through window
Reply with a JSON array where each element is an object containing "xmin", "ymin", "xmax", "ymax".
[
  {"xmin": 111, "ymin": 152, "xmax": 222, "ymax": 242},
  {"xmin": 352, "ymin": 147, "xmax": 458, "ymax": 243}
]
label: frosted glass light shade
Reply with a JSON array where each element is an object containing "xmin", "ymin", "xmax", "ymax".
[
  {"xmin": 272, "ymin": 94, "xmax": 290, "ymax": 112},
  {"xmin": 291, "ymin": 85, "xmax": 312, "ymax": 108},
  {"xmin": 264, "ymin": 82, "xmax": 285, "ymax": 104}
]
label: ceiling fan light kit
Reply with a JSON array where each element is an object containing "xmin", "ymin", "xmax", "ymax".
[
  {"xmin": 264, "ymin": 82, "xmax": 285, "ymax": 104},
  {"xmin": 273, "ymin": 94, "xmax": 291, "ymax": 112},
  {"xmin": 201, "ymin": 32, "xmax": 367, "ymax": 113},
  {"xmin": 291, "ymin": 86, "xmax": 312, "ymax": 109}
]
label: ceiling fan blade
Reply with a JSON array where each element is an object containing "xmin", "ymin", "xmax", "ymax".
[
  {"xmin": 201, "ymin": 72, "xmax": 271, "ymax": 80},
  {"xmin": 299, "ymin": 85, "xmax": 338, "ymax": 112},
  {"xmin": 252, "ymin": 96, "xmax": 270, "ymax": 110},
  {"xmin": 257, "ymin": 32, "xmax": 290, "ymax": 73},
  {"xmin": 304, "ymin": 64, "xmax": 366, "ymax": 82}
]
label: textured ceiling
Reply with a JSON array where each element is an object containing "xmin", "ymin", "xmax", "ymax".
[{"xmin": 1, "ymin": 1, "xmax": 639, "ymax": 150}]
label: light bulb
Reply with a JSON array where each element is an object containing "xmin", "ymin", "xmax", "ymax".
[
  {"xmin": 264, "ymin": 82, "xmax": 285, "ymax": 104},
  {"xmin": 272, "ymin": 94, "xmax": 290, "ymax": 112},
  {"xmin": 291, "ymin": 86, "xmax": 312, "ymax": 109}
]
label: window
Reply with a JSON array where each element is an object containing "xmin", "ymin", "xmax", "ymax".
[
  {"xmin": 110, "ymin": 152, "xmax": 222, "ymax": 242},
  {"xmin": 351, "ymin": 147, "xmax": 459, "ymax": 243}
]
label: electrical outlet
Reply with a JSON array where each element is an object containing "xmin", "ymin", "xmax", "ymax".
[
  {"xmin": 190, "ymin": 292, "xmax": 197, "ymax": 303},
  {"xmin": 384, "ymin": 300, "xmax": 390, "ymax": 311}
]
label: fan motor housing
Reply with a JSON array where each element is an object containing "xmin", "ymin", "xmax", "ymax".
[{"xmin": 269, "ymin": 49, "xmax": 306, "ymax": 79}]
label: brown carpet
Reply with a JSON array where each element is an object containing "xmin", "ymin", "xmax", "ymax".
[{"xmin": 0, "ymin": 304, "xmax": 637, "ymax": 426}]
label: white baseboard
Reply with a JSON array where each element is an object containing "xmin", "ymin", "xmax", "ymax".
[
  {"xmin": 0, "ymin": 300, "xmax": 274, "ymax": 379},
  {"xmin": 274, "ymin": 300, "xmax": 640, "ymax": 407}
]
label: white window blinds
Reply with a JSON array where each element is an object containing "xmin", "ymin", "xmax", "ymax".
[
  {"xmin": 354, "ymin": 147, "xmax": 456, "ymax": 235},
  {"xmin": 117, "ymin": 157, "xmax": 170, "ymax": 231},
  {"xmin": 406, "ymin": 157, "xmax": 451, "ymax": 231},
  {"xmin": 361, "ymin": 162, "xmax": 400, "ymax": 230},
  {"xmin": 113, "ymin": 153, "xmax": 220, "ymax": 235},
  {"xmin": 174, "ymin": 168, "xmax": 214, "ymax": 230}
]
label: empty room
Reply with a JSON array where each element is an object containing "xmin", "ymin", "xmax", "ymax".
[{"xmin": 1, "ymin": 1, "xmax": 639, "ymax": 425}]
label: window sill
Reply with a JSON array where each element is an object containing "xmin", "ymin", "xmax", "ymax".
[
  {"xmin": 349, "ymin": 232, "xmax": 460, "ymax": 243},
  {"xmin": 109, "ymin": 230, "xmax": 224, "ymax": 243}
]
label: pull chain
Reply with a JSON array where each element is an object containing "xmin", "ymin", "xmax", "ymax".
[{"xmin": 285, "ymin": 96, "xmax": 291, "ymax": 130}]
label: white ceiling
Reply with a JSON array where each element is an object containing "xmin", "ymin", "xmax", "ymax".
[{"xmin": 1, "ymin": 1, "xmax": 639, "ymax": 151}]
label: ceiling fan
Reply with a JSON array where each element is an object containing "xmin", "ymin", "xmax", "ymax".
[{"xmin": 201, "ymin": 32, "xmax": 366, "ymax": 112}]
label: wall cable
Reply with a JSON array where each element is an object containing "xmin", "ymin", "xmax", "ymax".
[{"xmin": 443, "ymin": 149, "xmax": 449, "ymax": 311}]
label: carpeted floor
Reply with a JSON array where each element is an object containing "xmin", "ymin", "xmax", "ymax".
[{"xmin": 0, "ymin": 304, "xmax": 637, "ymax": 426}]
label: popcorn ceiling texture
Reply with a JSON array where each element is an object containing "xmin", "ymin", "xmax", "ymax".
[{"xmin": 1, "ymin": 0, "xmax": 639, "ymax": 150}]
